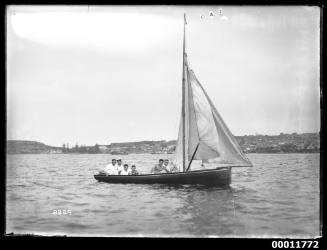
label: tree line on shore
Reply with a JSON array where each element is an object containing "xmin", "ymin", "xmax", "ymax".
[{"xmin": 7, "ymin": 132, "xmax": 320, "ymax": 154}]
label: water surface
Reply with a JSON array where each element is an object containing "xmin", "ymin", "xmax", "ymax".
[{"xmin": 6, "ymin": 153, "xmax": 320, "ymax": 237}]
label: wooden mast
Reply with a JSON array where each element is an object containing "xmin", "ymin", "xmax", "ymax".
[{"xmin": 182, "ymin": 13, "xmax": 187, "ymax": 172}]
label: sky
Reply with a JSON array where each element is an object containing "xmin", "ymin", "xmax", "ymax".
[{"xmin": 6, "ymin": 6, "xmax": 321, "ymax": 147}]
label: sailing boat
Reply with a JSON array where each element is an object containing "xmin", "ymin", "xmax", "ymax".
[{"xmin": 94, "ymin": 14, "xmax": 252, "ymax": 186}]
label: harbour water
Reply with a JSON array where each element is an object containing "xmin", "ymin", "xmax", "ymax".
[{"xmin": 6, "ymin": 153, "xmax": 320, "ymax": 237}]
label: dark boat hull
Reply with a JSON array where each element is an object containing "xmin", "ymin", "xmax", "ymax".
[{"xmin": 94, "ymin": 167, "xmax": 231, "ymax": 187}]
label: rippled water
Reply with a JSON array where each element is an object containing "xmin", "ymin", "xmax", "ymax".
[{"xmin": 6, "ymin": 153, "xmax": 320, "ymax": 237}]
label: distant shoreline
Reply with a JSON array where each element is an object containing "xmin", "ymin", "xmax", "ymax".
[
  {"xmin": 6, "ymin": 132, "xmax": 320, "ymax": 154},
  {"xmin": 6, "ymin": 152, "xmax": 320, "ymax": 155}
]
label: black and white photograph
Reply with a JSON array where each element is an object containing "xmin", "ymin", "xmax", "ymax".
[{"xmin": 6, "ymin": 5, "xmax": 321, "ymax": 238}]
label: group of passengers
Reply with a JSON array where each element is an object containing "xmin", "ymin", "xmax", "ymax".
[
  {"xmin": 101, "ymin": 158, "xmax": 179, "ymax": 176},
  {"xmin": 101, "ymin": 159, "xmax": 139, "ymax": 176},
  {"xmin": 150, "ymin": 158, "xmax": 179, "ymax": 174}
]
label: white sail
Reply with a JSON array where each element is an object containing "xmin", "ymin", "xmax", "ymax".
[
  {"xmin": 173, "ymin": 111, "xmax": 184, "ymax": 171},
  {"xmin": 174, "ymin": 55, "xmax": 252, "ymax": 170}
]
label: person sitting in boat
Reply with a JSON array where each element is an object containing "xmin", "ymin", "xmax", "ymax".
[
  {"xmin": 163, "ymin": 159, "xmax": 179, "ymax": 173},
  {"xmin": 150, "ymin": 159, "xmax": 170, "ymax": 174},
  {"xmin": 116, "ymin": 159, "xmax": 124, "ymax": 174},
  {"xmin": 102, "ymin": 159, "xmax": 118, "ymax": 175},
  {"xmin": 129, "ymin": 165, "xmax": 139, "ymax": 175},
  {"xmin": 163, "ymin": 159, "xmax": 169, "ymax": 168},
  {"xmin": 120, "ymin": 164, "xmax": 130, "ymax": 175}
]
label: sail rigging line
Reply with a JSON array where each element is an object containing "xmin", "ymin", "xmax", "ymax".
[
  {"xmin": 186, "ymin": 143, "xmax": 200, "ymax": 172},
  {"xmin": 182, "ymin": 13, "xmax": 187, "ymax": 172}
]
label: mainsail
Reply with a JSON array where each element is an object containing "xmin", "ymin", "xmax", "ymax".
[{"xmin": 174, "ymin": 15, "xmax": 252, "ymax": 171}]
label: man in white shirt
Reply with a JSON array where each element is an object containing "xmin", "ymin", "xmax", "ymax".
[
  {"xmin": 120, "ymin": 164, "xmax": 130, "ymax": 175},
  {"xmin": 103, "ymin": 159, "xmax": 118, "ymax": 175},
  {"xmin": 116, "ymin": 159, "xmax": 124, "ymax": 174},
  {"xmin": 163, "ymin": 159, "xmax": 179, "ymax": 173}
]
